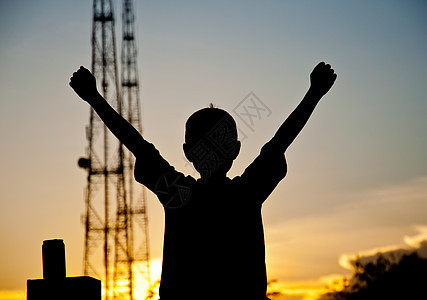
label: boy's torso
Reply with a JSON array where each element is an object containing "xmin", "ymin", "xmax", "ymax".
[
  {"xmin": 159, "ymin": 177, "xmax": 268, "ymax": 299},
  {"xmin": 133, "ymin": 138, "xmax": 287, "ymax": 299}
]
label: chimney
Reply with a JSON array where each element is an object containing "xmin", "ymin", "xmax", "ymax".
[
  {"xmin": 27, "ymin": 239, "xmax": 101, "ymax": 300},
  {"xmin": 42, "ymin": 239, "xmax": 66, "ymax": 279}
]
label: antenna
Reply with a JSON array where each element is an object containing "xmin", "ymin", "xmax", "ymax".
[{"xmin": 79, "ymin": 1, "xmax": 149, "ymax": 299}]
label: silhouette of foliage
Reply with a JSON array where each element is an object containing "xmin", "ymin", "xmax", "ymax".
[
  {"xmin": 321, "ymin": 251, "xmax": 427, "ymax": 300},
  {"xmin": 266, "ymin": 279, "xmax": 282, "ymax": 298}
]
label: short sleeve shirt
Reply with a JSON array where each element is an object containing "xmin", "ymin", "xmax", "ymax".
[{"xmin": 134, "ymin": 138, "xmax": 287, "ymax": 299}]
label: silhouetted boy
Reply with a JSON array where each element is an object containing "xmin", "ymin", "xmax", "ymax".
[{"xmin": 70, "ymin": 62, "xmax": 336, "ymax": 300}]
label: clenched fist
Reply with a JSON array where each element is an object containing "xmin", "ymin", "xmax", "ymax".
[
  {"xmin": 69, "ymin": 66, "xmax": 99, "ymax": 102},
  {"xmin": 310, "ymin": 62, "xmax": 337, "ymax": 96}
]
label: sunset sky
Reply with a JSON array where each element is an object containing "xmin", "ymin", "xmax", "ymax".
[{"xmin": 1, "ymin": 1, "xmax": 426, "ymax": 299}]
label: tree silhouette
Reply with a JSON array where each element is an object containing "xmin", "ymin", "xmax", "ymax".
[
  {"xmin": 321, "ymin": 251, "xmax": 427, "ymax": 300},
  {"xmin": 266, "ymin": 279, "xmax": 283, "ymax": 298}
]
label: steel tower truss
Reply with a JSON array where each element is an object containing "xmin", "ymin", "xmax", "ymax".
[
  {"xmin": 119, "ymin": 0, "xmax": 150, "ymax": 298},
  {"xmin": 79, "ymin": 0, "xmax": 149, "ymax": 300}
]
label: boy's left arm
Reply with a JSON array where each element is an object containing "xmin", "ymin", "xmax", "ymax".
[
  {"xmin": 239, "ymin": 62, "xmax": 336, "ymax": 203},
  {"xmin": 271, "ymin": 62, "xmax": 337, "ymax": 153}
]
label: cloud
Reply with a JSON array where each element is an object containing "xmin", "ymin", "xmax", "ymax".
[
  {"xmin": 263, "ymin": 176, "xmax": 427, "ymax": 299},
  {"xmin": 333, "ymin": 176, "xmax": 427, "ymax": 269},
  {"xmin": 265, "ymin": 176, "xmax": 427, "ymax": 282},
  {"xmin": 268, "ymin": 226, "xmax": 427, "ymax": 300},
  {"xmin": 404, "ymin": 225, "xmax": 427, "ymax": 248},
  {"xmin": 332, "ymin": 176, "xmax": 427, "ymax": 227},
  {"xmin": 338, "ymin": 225, "xmax": 427, "ymax": 270}
]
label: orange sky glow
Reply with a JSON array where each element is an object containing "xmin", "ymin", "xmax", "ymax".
[{"xmin": 1, "ymin": 1, "xmax": 426, "ymax": 300}]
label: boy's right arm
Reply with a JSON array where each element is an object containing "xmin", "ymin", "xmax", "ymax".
[
  {"xmin": 70, "ymin": 66, "xmax": 194, "ymax": 206},
  {"xmin": 69, "ymin": 66, "xmax": 144, "ymax": 155}
]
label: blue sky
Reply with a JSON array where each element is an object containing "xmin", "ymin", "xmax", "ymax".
[{"xmin": 1, "ymin": 1, "xmax": 426, "ymax": 299}]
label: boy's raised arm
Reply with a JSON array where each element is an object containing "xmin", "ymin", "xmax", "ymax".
[
  {"xmin": 69, "ymin": 66, "xmax": 144, "ymax": 155},
  {"xmin": 271, "ymin": 62, "xmax": 337, "ymax": 152}
]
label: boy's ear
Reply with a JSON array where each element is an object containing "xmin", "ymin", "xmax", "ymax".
[
  {"xmin": 183, "ymin": 143, "xmax": 193, "ymax": 162},
  {"xmin": 230, "ymin": 140, "xmax": 241, "ymax": 160}
]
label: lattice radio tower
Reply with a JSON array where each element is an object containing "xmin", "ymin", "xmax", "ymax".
[{"xmin": 78, "ymin": 0, "xmax": 150, "ymax": 299}]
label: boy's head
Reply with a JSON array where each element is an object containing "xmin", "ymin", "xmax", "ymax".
[{"xmin": 183, "ymin": 104, "xmax": 240, "ymax": 180}]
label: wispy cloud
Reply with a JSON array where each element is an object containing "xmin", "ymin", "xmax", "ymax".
[
  {"xmin": 265, "ymin": 176, "xmax": 427, "ymax": 299},
  {"xmin": 404, "ymin": 225, "xmax": 427, "ymax": 248},
  {"xmin": 333, "ymin": 176, "xmax": 427, "ymax": 213},
  {"xmin": 339, "ymin": 225, "xmax": 427, "ymax": 270},
  {"xmin": 268, "ymin": 225, "xmax": 427, "ymax": 300}
]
